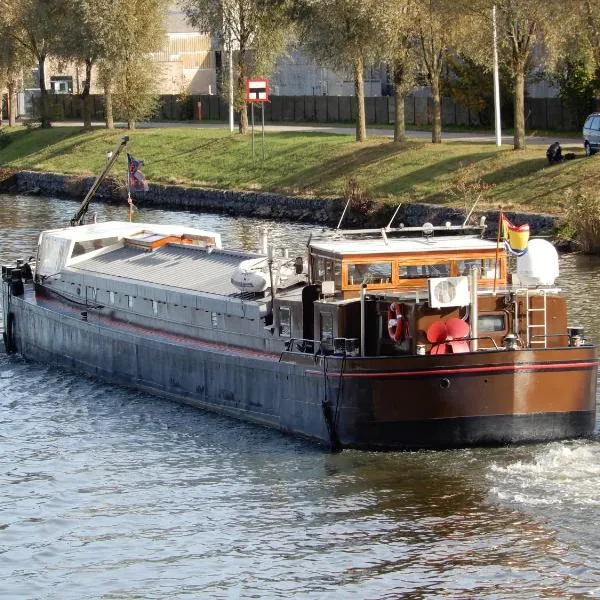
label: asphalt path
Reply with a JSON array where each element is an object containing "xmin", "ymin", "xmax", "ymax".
[{"xmin": 16, "ymin": 119, "xmax": 584, "ymax": 148}]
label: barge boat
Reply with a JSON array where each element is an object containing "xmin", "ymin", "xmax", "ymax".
[{"xmin": 2, "ymin": 215, "xmax": 597, "ymax": 450}]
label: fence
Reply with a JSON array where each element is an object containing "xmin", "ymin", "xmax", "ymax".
[{"xmin": 34, "ymin": 92, "xmax": 590, "ymax": 131}]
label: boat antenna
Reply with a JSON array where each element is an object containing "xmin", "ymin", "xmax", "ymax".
[
  {"xmin": 385, "ymin": 203, "xmax": 403, "ymax": 230},
  {"xmin": 462, "ymin": 194, "xmax": 482, "ymax": 227},
  {"xmin": 335, "ymin": 198, "xmax": 351, "ymax": 230},
  {"xmin": 70, "ymin": 136, "xmax": 130, "ymax": 227}
]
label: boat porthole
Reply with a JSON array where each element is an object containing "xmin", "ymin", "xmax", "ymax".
[{"xmin": 440, "ymin": 378, "xmax": 450, "ymax": 389}]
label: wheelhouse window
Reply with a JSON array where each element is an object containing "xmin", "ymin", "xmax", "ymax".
[
  {"xmin": 347, "ymin": 262, "xmax": 392, "ymax": 285},
  {"xmin": 312, "ymin": 256, "xmax": 342, "ymax": 288},
  {"xmin": 399, "ymin": 263, "xmax": 449, "ymax": 279},
  {"xmin": 279, "ymin": 307, "xmax": 291, "ymax": 338},
  {"xmin": 320, "ymin": 312, "xmax": 334, "ymax": 351},
  {"xmin": 478, "ymin": 314, "xmax": 506, "ymax": 332},
  {"xmin": 456, "ymin": 259, "xmax": 499, "ymax": 279}
]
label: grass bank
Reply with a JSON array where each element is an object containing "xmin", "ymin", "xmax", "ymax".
[{"xmin": 0, "ymin": 125, "xmax": 597, "ymax": 214}]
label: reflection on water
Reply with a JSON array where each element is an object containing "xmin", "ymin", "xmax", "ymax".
[{"xmin": 1, "ymin": 194, "xmax": 600, "ymax": 598}]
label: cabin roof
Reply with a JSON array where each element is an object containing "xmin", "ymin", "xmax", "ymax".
[
  {"xmin": 309, "ymin": 235, "xmax": 499, "ymax": 257},
  {"xmin": 41, "ymin": 221, "xmax": 222, "ymax": 248},
  {"xmin": 70, "ymin": 243, "xmax": 260, "ymax": 298}
]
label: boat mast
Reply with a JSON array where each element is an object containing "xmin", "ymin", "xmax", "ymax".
[{"xmin": 70, "ymin": 136, "xmax": 130, "ymax": 226}]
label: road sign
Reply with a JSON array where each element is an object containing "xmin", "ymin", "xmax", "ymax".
[{"xmin": 247, "ymin": 79, "xmax": 269, "ymax": 103}]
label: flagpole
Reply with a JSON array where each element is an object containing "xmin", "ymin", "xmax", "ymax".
[
  {"xmin": 493, "ymin": 206, "xmax": 503, "ymax": 293},
  {"xmin": 126, "ymin": 154, "xmax": 132, "ymax": 222}
]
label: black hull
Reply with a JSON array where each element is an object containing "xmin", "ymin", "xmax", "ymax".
[
  {"xmin": 5, "ymin": 293, "xmax": 599, "ymax": 451},
  {"xmin": 341, "ymin": 411, "xmax": 597, "ymax": 451}
]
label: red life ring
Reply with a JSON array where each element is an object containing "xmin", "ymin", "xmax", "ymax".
[{"xmin": 387, "ymin": 302, "xmax": 408, "ymax": 343}]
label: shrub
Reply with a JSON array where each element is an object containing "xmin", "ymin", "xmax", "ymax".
[
  {"xmin": 565, "ymin": 189, "xmax": 600, "ymax": 254},
  {"xmin": 0, "ymin": 128, "xmax": 12, "ymax": 149}
]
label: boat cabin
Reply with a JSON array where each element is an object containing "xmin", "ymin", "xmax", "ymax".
[
  {"xmin": 307, "ymin": 226, "xmax": 506, "ymax": 298},
  {"xmin": 274, "ymin": 224, "xmax": 567, "ymax": 358}
]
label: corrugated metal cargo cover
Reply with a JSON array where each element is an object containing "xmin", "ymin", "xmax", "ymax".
[{"xmin": 72, "ymin": 244, "xmax": 255, "ymax": 297}]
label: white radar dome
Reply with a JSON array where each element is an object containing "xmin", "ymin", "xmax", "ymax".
[{"xmin": 516, "ymin": 238, "xmax": 559, "ymax": 286}]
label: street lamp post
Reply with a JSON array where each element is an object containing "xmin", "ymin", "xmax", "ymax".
[
  {"xmin": 492, "ymin": 4, "xmax": 502, "ymax": 147},
  {"xmin": 228, "ymin": 30, "xmax": 234, "ymax": 133}
]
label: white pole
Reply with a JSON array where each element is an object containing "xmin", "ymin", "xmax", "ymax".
[
  {"xmin": 228, "ymin": 31, "xmax": 234, "ymax": 133},
  {"xmin": 360, "ymin": 284, "xmax": 367, "ymax": 356},
  {"xmin": 492, "ymin": 5, "xmax": 502, "ymax": 147},
  {"xmin": 470, "ymin": 266, "xmax": 479, "ymax": 352}
]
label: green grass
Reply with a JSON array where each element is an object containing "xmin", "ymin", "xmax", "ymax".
[{"xmin": 0, "ymin": 125, "xmax": 597, "ymax": 214}]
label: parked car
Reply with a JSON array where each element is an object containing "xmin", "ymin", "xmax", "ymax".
[{"xmin": 583, "ymin": 112, "xmax": 600, "ymax": 155}]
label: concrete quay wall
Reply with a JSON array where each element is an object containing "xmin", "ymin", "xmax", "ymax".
[{"xmin": 4, "ymin": 169, "xmax": 559, "ymax": 234}]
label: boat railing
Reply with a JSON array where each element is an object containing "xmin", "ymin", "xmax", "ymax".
[
  {"xmin": 280, "ymin": 337, "xmax": 361, "ymax": 361},
  {"xmin": 530, "ymin": 332, "xmax": 577, "ymax": 347},
  {"xmin": 463, "ymin": 336, "xmax": 500, "ymax": 351}
]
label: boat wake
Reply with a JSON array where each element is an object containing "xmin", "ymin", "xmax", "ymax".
[{"xmin": 487, "ymin": 441, "xmax": 600, "ymax": 507}]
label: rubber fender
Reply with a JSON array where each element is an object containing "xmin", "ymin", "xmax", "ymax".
[{"xmin": 3, "ymin": 312, "xmax": 16, "ymax": 354}]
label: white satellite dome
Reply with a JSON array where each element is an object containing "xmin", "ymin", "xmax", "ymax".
[{"xmin": 516, "ymin": 238, "xmax": 559, "ymax": 286}]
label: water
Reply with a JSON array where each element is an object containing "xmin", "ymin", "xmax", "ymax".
[{"xmin": 1, "ymin": 194, "xmax": 600, "ymax": 599}]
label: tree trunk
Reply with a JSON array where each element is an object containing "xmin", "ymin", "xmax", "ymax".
[
  {"xmin": 393, "ymin": 62, "xmax": 407, "ymax": 143},
  {"xmin": 431, "ymin": 75, "xmax": 442, "ymax": 143},
  {"xmin": 237, "ymin": 48, "xmax": 248, "ymax": 134},
  {"xmin": 354, "ymin": 55, "xmax": 366, "ymax": 142},
  {"xmin": 81, "ymin": 58, "xmax": 94, "ymax": 130},
  {"xmin": 104, "ymin": 80, "xmax": 114, "ymax": 129},
  {"xmin": 38, "ymin": 55, "xmax": 51, "ymax": 128},
  {"xmin": 239, "ymin": 102, "xmax": 248, "ymax": 135},
  {"xmin": 513, "ymin": 66, "xmax": 526, "ymax": 150},
  {"xmin": 7, "ymin": 80, "xmax": 17, "ymax": 127}
]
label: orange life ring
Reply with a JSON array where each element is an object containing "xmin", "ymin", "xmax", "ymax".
[{"xmin": 387, "ymin": 302, "xmax": 408, "ymax": 343}]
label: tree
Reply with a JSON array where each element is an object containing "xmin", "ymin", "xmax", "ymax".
[
  {"xmin": 0, "ymin": 0, "xmax": 70, "ymax": 127},
  {"xmin": 111, "ymin": 56, "xmax": 160, "ymax": 128},
  {"xmin": 412, "ymin": 0, "xmax": 467, "ymax": 144},
  {"xmin": 376, "ymin": 0, "xmax": 419, "ymax": 142},
  {"xmin": 181, "ymin": 0, "xmax": 290, "ymax": 135},
  {"xmin": 0, "ymin": 20, "xmax": 33, "ymax": 126},
  {"xmin": 293, "ymin": 0, "xmax": 380, "ymax": 142},
  {"xmin": 464, "ymin": 0, "xmax": 561, "ymax": 150},
  {"xmin": 551, "ymin": 36, "xmax": 597, "ymax": 126},
  {"xmin": 444, "ymin": 57, "xmax": 513, "ymax": 128},
  {"xmin": 57, "ymin": 0, "xmax": 114, "ymax": 130},
  {"xmin": 581, "ymin": 0, "xmax": 600, "ymax": 80},
  {"xmin": 93, "ymin": 0, "xmax": 169, "ymax": 129}
]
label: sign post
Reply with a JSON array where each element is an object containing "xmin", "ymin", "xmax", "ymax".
[{"xmin": 246, "ymin": 79, "xmax": 269, "ymax": 162}]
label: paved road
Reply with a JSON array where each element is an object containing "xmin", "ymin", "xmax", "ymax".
[{"xmin": 22, "ymin": 119, "xmax": 584, "ymax": 148}]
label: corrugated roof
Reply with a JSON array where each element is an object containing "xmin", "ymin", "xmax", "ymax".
[{"xmin": 71, "ymin": 244, "xmax": 255, "ymax": 297}]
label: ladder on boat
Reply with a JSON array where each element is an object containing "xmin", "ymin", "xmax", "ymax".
[{"xmin": 525, "ymin": 289, "xmax": 548, "ymax": 348}]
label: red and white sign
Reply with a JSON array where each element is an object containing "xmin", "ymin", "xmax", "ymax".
[{"xmin": 246, "ymin": 79, "xmax": 269, "ymax": 103}]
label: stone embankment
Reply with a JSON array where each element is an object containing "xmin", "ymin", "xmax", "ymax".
[{"xmin": 1, "ymin": 169, "xmax": 558, "ymax": 235}]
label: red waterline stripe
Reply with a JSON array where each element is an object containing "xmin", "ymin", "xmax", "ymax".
[{"xmin": 306, "ymin": 360, "xmax": 600, "ymax": 378}]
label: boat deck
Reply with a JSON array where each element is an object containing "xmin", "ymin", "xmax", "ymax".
[{"xmin": 71, "ymin": 244, "xmax": 260, "ymax": 298}]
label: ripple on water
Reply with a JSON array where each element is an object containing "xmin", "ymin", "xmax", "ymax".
[{"xmin": 488, "ymin": 441, "xmax": 600, "ymax": 508}]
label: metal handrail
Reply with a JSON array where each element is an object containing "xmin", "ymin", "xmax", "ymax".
[{"xmin": 429, "ymin": 335, "xmax": 499, "ymax": 351}]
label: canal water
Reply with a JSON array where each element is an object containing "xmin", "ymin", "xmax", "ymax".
[{"xmin": 1, "ymin": 194, "xmax": 600, "ymax": 599}]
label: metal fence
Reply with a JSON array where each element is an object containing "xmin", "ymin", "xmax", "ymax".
[{"xmin": 31, "ymin": 92, "xmax": 590, "ymax": 131}]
